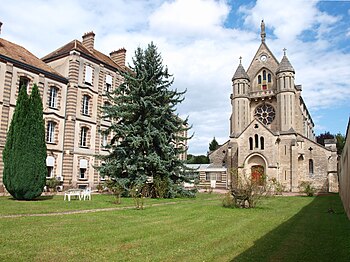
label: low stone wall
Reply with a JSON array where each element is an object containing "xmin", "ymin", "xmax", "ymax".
[{"xmin": 339, "ymin": 119, "xmax": 350, "ymax": 220}]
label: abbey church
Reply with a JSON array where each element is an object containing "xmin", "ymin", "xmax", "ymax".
[{"xmin": 208, "ymin": 21, "xmax": 338, "ymax": 192}]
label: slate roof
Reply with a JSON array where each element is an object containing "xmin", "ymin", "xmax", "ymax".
[
  {"xmin": 0, "ymin": 37, "xmax": 66, "ymax": 82},
  {"xmin": 276, "ymin": 55, "xmax": 295, "ymax": 73},
  {"xmin": 232, "ymin": 63, "xmax": 250, "ymax": 81},
  {"xmin": 42, "ymin": 39, "xmax": 125, "ymax": 72}
]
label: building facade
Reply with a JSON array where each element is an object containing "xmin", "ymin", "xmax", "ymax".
[
  {"xmin": 209, "ymin": 21, "xmax": 338, "ymax": 192},
  {"xmin": 0, "ymin": 37, "xmax": 68, "ymax": 192},
  {"xmin": 0, "ymin": 31, "xmax": 188, "ymax": 192}
]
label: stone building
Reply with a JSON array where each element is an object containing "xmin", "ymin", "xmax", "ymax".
[
  {"xmin": 41, "ymin": 32, "xmax": 128, "ymax": 190},
  {"xmin": 0, "ymin": 30, "xmax": 187, "ymax": 192},
  {"xmin": 208, "ymin": 21, "xmax": 338, "ymax": 192},
  {"xmin": 0, "ymin": 36, "xmax": 68, "ymax": 192}
]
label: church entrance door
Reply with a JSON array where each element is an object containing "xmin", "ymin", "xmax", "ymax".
[{"xmin": 251, "ymin": 165, "xmax": 264, "ymax": 185}]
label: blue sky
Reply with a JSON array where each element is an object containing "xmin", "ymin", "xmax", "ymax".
[{"xmin": 1, "ymin": 0, "xmax": 349, "ymax": 154}]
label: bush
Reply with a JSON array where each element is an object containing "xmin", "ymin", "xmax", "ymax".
[
  {"xmin": 299, "ymin": 181, "xmax": 316, "ymax": 196},
  {"xmin": 46, "ymin": 178, "xmax": 61, "ymax": 192},
  {"xmin": 222, "ymin": 192, "xmax": 236, "ymax": 208}
]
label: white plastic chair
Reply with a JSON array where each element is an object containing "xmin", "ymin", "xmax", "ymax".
[{"xmin": 82, "ymin": 188, "xmax": 91, "ymax": 200}]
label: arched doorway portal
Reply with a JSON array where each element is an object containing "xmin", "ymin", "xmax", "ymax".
[
  {"xmin": 251, "ymin": 165, "xmax": 264, "ymax": 185},
  {"xmin": 245, "ymin": 154, "xmax": 267, "ymax": 185}
]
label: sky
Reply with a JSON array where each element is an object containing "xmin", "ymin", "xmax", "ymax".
[{"xmin": 0, "ymin": 0, "xmax": 349, "ymax": 155}]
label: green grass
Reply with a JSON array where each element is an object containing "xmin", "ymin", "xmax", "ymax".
[{"xmin": 0, "ymin": 193, "xmax": 349, "ymax": 261}]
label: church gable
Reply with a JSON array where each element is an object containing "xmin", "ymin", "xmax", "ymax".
[{"xmin": 246, "ymin": 42, "xmax": 279, "ymax": 82}]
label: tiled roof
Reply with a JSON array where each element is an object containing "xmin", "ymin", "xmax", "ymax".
[
  {"xmin": 0, "ymin": 37, "xmax": 65, "ymax": 79},
  {"xmin": 42, "ymin": 40, "xmax": 125, "ymax": 71},
  {"xmin": 232, "ymin": 63, "xmax": 249, "ymax": 81},
  {"xmin": 276, "ymin": 55, "xmax": 294, "ymax": 73}
]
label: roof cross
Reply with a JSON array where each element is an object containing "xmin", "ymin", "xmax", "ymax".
[
  {"xmin": 239, "ymin": 56, "xmax": 242, "ymax": 64},
  {"xmin": 283, "ymin": 48, "xmax": 287, "ymax": 56}
]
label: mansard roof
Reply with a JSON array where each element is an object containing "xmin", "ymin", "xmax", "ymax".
[
  {"xmin": 276, "ymin": 54, "xmax": 295, "ymax": 73},
  {"xmin": 42, "ymin": 39, "xmax": 126, "ymax": 72},
  {"xmin": 0, "ymin": 37, "xmax": 67, "ymax": 83},
  {"xmin": 232, "ymin": 62, "xmax": 249, "ymax": 81}
]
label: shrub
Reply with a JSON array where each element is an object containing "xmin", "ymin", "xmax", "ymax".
[
  {"xmin": 222, "ymin": 192, "xmax": 236, "ymax": 208},
  {"xmin": 299, "ymin": 181, "xmax": 316, "ymax": 197}
]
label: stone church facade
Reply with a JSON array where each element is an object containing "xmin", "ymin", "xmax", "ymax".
[{"xmin": 209, "ymin": 21, "xmax": 338, "ymax": 192}]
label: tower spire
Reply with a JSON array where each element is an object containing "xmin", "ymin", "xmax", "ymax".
[{"xmin": 261, "ymin": 20, "xmax": 266, "ymax": 42}]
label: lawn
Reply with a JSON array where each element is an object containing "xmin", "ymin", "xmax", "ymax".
[{"xmin": 0, "ymin": 193, "xmax": 349, "ymax": 261}]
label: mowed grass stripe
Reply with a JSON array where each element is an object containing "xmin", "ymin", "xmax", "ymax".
[{"xmin": 0, "ymin": 194, "xmax": 349, "ymax": 261}]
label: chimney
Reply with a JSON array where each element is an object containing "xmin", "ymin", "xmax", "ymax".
[
  {"xmin": 0, "ymin": 22, "xmax": 3, "ymax": 34},
  {"xmin": 110, "ymin": 48, "xmax": 126, "ymax": 67},
  {"xmin": 82, "ymin": 31, "xmax": 95, "ymax": 51}
]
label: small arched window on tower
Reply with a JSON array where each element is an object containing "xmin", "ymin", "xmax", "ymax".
[
  {"xmin": 249, "ymin": 137, "xmax": 253, "ymax": 150},
  {"xmin": 260, "ymin": 137, "xmax": 264, "ymax": 150},
  {"xmin": 255, "ymin": 134, "xmax": 259, "ymax": 148},
  {"xmin": 256, "ymin": 69, "xmax": 273, "ymax": 91},
  {"xmin": 309, "ymin": 159, "xmax": 314, "ymax": 176}
]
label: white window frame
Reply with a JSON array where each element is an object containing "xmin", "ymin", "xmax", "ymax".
[
  {"xmin": 102, "ymin": 133, "xmax": 107, "ymax": 147},
  {"xmin": 80, "ymin": 127, "xmax": 88, "ymax": 147},
  {"xmin": 85, "ymin": 65, "xmax": 93, "ymax": 84},
  {"xmin": 46, "ymin": 121, "xmax": 55, "ymax": 143},
  {"xmin": 82, "ymin": 95, "xmax": 90, "ymax": 116},
  {"xmin": 105, "ymin": 75, "xmax": 112, "ymax": 92},
  {"xmin": 48, "ymin": 86, "xmax": 57, "ymax": 108}
]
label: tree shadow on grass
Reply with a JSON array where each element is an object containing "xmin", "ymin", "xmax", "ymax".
[
  {"xmin": 231, "ymin": 194, "xmax": 350, "ymax": 262},
  {"xmin": 8, "ymin": 195, "xmax": 54, "ymax": 201}
]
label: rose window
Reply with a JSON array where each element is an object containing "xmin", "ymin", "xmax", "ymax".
[{"xmin": 254, "ymin": 104, "xmax": 275, "ymax": 125}]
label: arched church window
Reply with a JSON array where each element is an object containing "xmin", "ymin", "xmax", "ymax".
[
  {"xmin": 255, "ymin": 134, "xmax": 259, "ymax": 148},
  {"xmin": 263, "ymin": 70, "xmax": 266, "ymax": 80},
  {"xmin": 309, "ymin": 159, "xmax": 314, "ymax": 176},
  {"xmin": 249, "ymin": 137, "xmax": 253, "ymax": 150},
  {"xmin": 268, "ymin": 73, "xmax": 271, "ymax": 83},
  {"xmin": 260, "ymin": 137, "xmax": 264, "ymax": 150},
  {"xmin": 254, "ymin": 104, "xmax": 276, "ymax": 125},
  {"xmin": 258, "ymin": 75, "xmax": 261, "ymax": 84}
]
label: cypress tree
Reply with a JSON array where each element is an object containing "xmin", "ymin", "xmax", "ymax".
[
  {"xmin": 3, "ymin": 84, "xmax": 47, "ymax": 200},
  {"xmin": 98, "ymin": 42, "xmax": 190, "ymax": 198}
]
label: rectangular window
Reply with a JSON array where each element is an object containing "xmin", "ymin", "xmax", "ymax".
[
  {"xmin": 85, "ymin": 65, "xmax": 93, "ymax": 84},
  {"xmin": 19, "ymin": 77, "xmax": 29, "ymax": 93},
  {"xmin": 46, "ymin": 122, "xmax": 55, "ymax": 143},
  {"xmin": 82, "ymin": 95, "xmax": 90, "ymax": 116},
  {"xmin": 102, "ymin": 133, "xmax": 107, "ymax": 148},
  {"xmin": 80, "ymin": 168, "xmax": 86, "ymax": 179},
  {"xmin": 205, "ymin": 172, "xmax": 210, "ymax": 181},
  {"xmin": 105, "ymin": 75, "xmax": 112, "ymax": 92},
  {"xmin": 48, "ymin": 87, "xmax": 57, "ymax": 108},
  {"xmin": 80, "ymin": 127, "xmax": 88, "ymax": 147},
  {"xmin": 216, "ymin": 173, "xmax": 222, "ymax": 181},
  {"xmin": 47, "ymin": 166, "xmax": 53, "ymax": 178}
]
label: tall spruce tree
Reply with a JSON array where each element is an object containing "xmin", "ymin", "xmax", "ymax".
[
  {"xmin": 209, "ymin": 137, "xmax": 219, "ymax": 151},
  {"xmin": 3, "ymin": 84, "xmax": 47, "ymax": 200},
  {"xmin": 98, "ymin": 42, "xmax": 190, "ymax": 198}
]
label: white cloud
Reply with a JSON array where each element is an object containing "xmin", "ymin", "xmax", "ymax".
[{"xmin": 0, "ymin": 0, "xmax": 349, "ymax": 154}]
